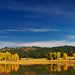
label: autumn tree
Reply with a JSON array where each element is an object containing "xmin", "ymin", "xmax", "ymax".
[
  {"xmin": 52, "ymin": 52, "xmax": 56, "ymax": 60},
  {"xmin": 0, "ymin": 52, "xmax": 3, "ymax": 61},
  {"xmin": 1, "ymin": 53, "xmax": 5, "ymax": 60},
  {"xmin": 8, "ymin": 52, "xmax": 12, "ymax": 61},
  {"xmin": 14, "ymin": 53, "xmax": 19, "ymax": 61},
  {"xmin": 63, "ymin": 53, "xmax": 67, "ymax": 59},
  {"xmin": 5, "ymin": 52, "xmax": 11, "ymax": 61},
  {"xmin": 73, "ymin": 53, "xmax": 75, "ymax": 59},
  {"xmin": 56, "ymin": 52, "xmax": 61, "ymax": 60},
  {"xmin": 0, "ymin": 52, "xmax": 19, "ymax": 61},
  {"xmin": 47, "ymin": 52, "xmax": 53, "ymax": 60},
  {"xmin": 11, "ymin": 53, "xmax": 19, "ymax": 61},
  {"xmin": 11, "ymin": 54, "xmax": 15, "ymax": 61},
  {"xmin": 47, "ymin": 52, "xmax": 61, "ymax": 60}
]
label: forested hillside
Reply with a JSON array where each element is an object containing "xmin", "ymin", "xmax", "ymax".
[{"xmin": 0, "ymin": 46, "xmax": 75, "ymax": 58}]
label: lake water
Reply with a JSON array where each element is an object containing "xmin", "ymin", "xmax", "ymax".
[{"xmin": 0, "ymin": 64, "xmax": 75, "ymax": 75}]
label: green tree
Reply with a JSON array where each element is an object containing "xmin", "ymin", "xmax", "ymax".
[{"xmin": 47, "ymin": 52, "xmax": 53, "ymax": 60}]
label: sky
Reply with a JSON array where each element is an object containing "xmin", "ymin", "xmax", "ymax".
[{"xmin": 0, "ymin": 0, "xmax": 75, "ymax": 48}]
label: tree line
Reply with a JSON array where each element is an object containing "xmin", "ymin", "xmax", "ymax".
[
  {"xmin": 46, "ymin": 52, "xmax": 75, "ymax": 60},
  {"xmin": 0, "ymin": 46, "xmax": 75, "ymax": 59},
  {"xmin": 0, "ymin": 52, "xmax": 19, "ymax": 61}
]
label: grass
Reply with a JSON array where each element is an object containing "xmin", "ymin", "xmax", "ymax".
[{"xmin": 0, "ymin": 57, "xmax": 75, "ymax": 65}]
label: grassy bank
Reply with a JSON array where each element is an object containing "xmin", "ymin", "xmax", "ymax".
[{"xmin": 0, "ymin": 58, "xmax": 75, "ymax": 65}]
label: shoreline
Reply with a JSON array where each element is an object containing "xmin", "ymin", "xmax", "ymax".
[{"xmin": 0, "ymin": 59, "xmax": 75, "ymax": 65}]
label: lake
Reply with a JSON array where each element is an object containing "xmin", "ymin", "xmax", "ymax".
[{"xmin": 0, "ymin": 64, "xmax": 75, "ymax": 75}]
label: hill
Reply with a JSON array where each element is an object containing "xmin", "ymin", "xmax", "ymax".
[{"xmin": 0, "ymin": 45, "xmax": 75, "ymax": 58}]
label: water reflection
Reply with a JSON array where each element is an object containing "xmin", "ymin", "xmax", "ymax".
[
  {"xmin": 0, "ymin": 64, "xmax": 75, "ymax": 75},
  {"xmin": 46, "ymin": 64, "xmax": 62, "ymax": 72},
  {"xmin": 46, "ymin": 64, "xmax": 75, "ymax": 72},
  {"xmin": 0, "ymin": 64, "xmax": 19, "ymax": 73}
]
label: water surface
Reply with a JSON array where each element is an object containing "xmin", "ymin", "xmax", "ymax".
[{"xmin": 0, "ymin": 64, "xmax": 75, "ymax": 75}]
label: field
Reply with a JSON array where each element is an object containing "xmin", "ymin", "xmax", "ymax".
[{"xmin": 0, "ymin": 58, "xmax": 75, "ymax": 65}]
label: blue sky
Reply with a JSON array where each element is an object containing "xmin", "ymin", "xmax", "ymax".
[{"xmin": 0, "ymin": 0, "xmax": 75, "ymax": 48}]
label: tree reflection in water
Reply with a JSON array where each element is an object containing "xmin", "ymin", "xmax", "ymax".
[
  {"xmin": 0, "ymin": 64, "xmax": 75, "ymax": 75},
  {"xmin": 0, "ymin": 64, "xmax": 19, "ymax": 73},
  {"xmin": 46, "ymin": 64, "xmax": 75, "ymax": 72}
]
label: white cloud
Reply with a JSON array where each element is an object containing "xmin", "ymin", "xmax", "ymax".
[
  {"xmin": 0, "ymin": 40, "xmax": 75, "ymax": 48},
  {"xmin": 19, "ymin": 40, "xmax": 66, "ymax": 47},
  {"xmin": 0, "ymin": 42, "xmax": 18, "ymax": 48},
  {"xmin": 0, "ymin": 28, "xmax": 60, "ymax": 32},
  {"xmin": 66, "ymin": 35, "xmax": 75, "ymax": 39}
]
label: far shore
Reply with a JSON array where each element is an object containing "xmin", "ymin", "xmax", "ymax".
[{"xmin": 0, "ymin": 58, "xmax": 75, "ymax": 65}]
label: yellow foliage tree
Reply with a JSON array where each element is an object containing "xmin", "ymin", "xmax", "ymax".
[
  {"xmin": 0, "ymin": 52, "xmax": 19, "ymax": 61},
  {"xmin": 63, "ymin": 53, "xmax": 67, "ymax": 60},
  {"xmin": 56, "ymin": 52, "xmax": 61, "ymax": 60},
  {"xmin": 0, "ymin": 52, "xmax": 2, "ymax": 61},
  {"xmin": 1, "ymin": 53, "xmax": 5, "ymax": 60},
  {"xmin": 14, "ymin": 53, "xmax": 19, "ymax": 61},
  {"xmin": 11, "ymin": 54, "xmax": 15, "ymax": 61},
  {"xmin": 73, "ymin": 53, "xmax": 75, "ymax": 59},
  {"xmin": 11, "ymin": 53, "xmax": 19, "ymax": 61},
  {"xmin": 8, "ymin": 52, "xmax": 12, "ymax": 61},
  {"xmin": 5, "ymin": 52, "xmax": 11, "ymax": 61}
]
